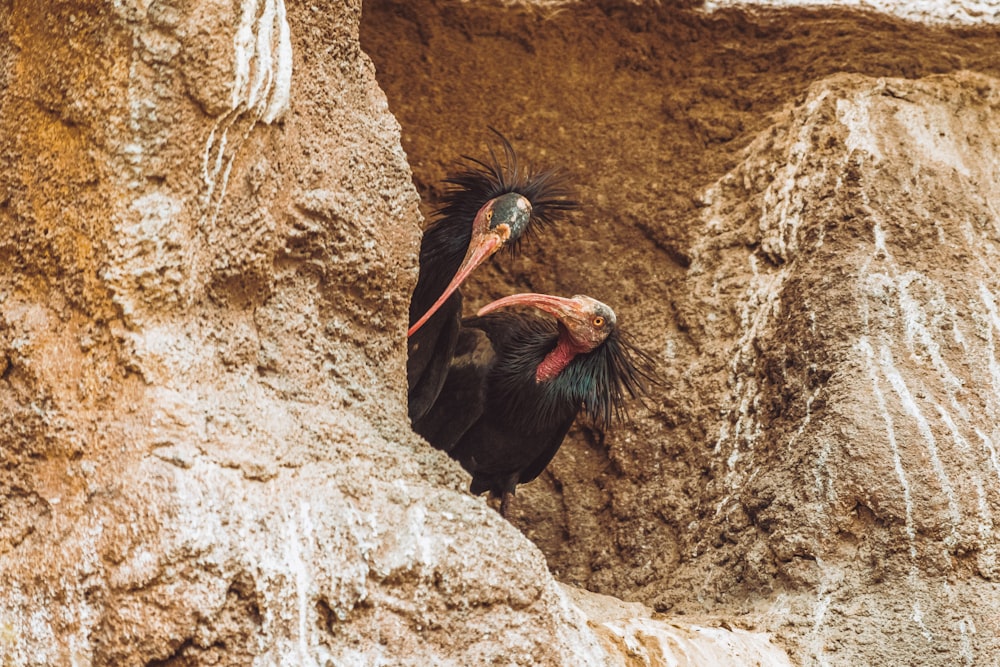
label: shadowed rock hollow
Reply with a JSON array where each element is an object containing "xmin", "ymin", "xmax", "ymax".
[{"xmin": 2, "ymin": 0, "xmax": 1000, "ymax": 665}]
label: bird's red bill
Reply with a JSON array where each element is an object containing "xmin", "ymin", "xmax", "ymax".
[
  {"xmin": 408, "ymin": 230, "xmax": 506, "ymax": 337},
  {"xmin": 477, "ymin": 293, "xmax": 588, "ymax": 321}
]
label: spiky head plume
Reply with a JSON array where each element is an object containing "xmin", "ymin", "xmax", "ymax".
[
  {"xmin": 435, "ymin": 128, "xmax": 577, "ymax": 256},
  {"xmin": 568, "ymin": 328, "xmax": 661, "ymax": 429}
]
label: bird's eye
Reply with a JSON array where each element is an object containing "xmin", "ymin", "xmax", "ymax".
[
  {"xmin": 593, "ymin": 316, "xmax": 605, "ymax": 327},
  {"xmin": 485, "ymin": 210, "xmax": 494, "ymax": 223}
]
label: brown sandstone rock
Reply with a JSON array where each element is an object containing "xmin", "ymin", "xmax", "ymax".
[
  {"xmin": 0, "ymin": 1, "xmax": 611, "ymax": 665},
  {"xmin": 4, "ymin": 0, "xmax": 1000, "ymax": 666}
]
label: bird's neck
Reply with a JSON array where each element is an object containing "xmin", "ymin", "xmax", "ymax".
[{"xmin": 536, "ymin": 330, "xmax": 588, "ymax": 383}]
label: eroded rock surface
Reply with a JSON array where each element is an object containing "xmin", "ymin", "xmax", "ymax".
[
  {"xmin": 0, "ymin": 1, "xmax": 611, "ymax": 665},
  {"xmin": 4, "ymin": 0, "xmax": 1000, "ymax": 666},
  {"xmin": 679, "ymin": 71, "xmax": 1000, "ymax": 664},
  {"xmin": 364, "ymin": 2, "xmax": 1000, "ymax": 665}
]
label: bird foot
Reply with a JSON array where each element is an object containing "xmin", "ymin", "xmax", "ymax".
[{"xmin": 499, "ymin": 491, "xmax": 513, "ymax": 518}]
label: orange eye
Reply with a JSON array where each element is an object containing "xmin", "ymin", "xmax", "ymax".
[
  {"xmin": 593, "ymin": 316, "xmax": 605, "ymax": 327},
  {"xmin": 485, "ymin": 210, "xmax": 494, "ymax": 223}
]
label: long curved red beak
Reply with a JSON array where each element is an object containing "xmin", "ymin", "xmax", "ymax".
[
  {"xmin": 479, "ymin": 293, "xmax": 603, "ymax": 383},
  {"xmin": 407, "ymin": 203, "xmax": 511, "ymax": 338},
  {"xmin": 477, "ymin": 293, "xmax": 587, "ymax": 320}
]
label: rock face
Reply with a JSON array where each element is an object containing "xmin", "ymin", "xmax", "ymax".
[
  {"xmin": 681, "ymin": 71, "xmax": 1000, "ymax": 663},
  {"xmin": 363, "ymin": 2, "xmax": 1000, "ymax": 665},
  {"xmin": 0, "ymin": 1, "xmax": 610, "ymax": 665},
  {"xmin": 3, "ymin": 0, "xmax": 1000, "ymax": 666}
]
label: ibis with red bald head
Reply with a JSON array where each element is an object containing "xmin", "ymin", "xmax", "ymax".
[
  {"xmin": 413, "ymin": 293, "xmax": 658, "ymax": 517},
  {"xmin": 407, "ymin": 132, "xmax": 577, "ymax": 422}
]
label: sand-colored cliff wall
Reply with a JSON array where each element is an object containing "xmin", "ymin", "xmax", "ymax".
[{"xmin": 2, "ymin": 0, "xmax": 1000, "ymax": 665}]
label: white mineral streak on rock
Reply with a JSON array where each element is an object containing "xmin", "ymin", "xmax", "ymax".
[
  {"xmin": 204, "ymin": 0, "xmax": 292, "ymax": 215},
  {"xmin": 234, "ymin": 0, "xmax": 292, "ymax": 123},
  {"xmin": 912, "ymin": 602, "xmax": 934, "ymax": 641},
  {"xmin": 878, "ymin": 344, "xmax": 962, "ymax": 542},
  {"xmin": 860, "ymin": 212, "xmax": 984, "ymax": 562},
  {"xmin": 804, "ymin": 386, "xmax": 834, "ymax": 500},
  {"xmin": 958, "ymin": 617, "xmax": 976, "ymax": 665},
  {"xmin": 760, "ymin": 89, "xmax": 830, "ymax": 262},
  {"xmin": 935, "ymin": 403, "xmax": 994, "ymax": 535},
  {"xmin": 290, "ymin": 500, "xmax": 316, "ymax": 664},
  {"xmin": 705, "ymin": 109, "xmax": 808, "ymax": 491},
  {"xmin": 860, "ymin": 179, "xmax": 997, "ymax": 552},
  {"xmin": 703, "ymin": 0, "xmax": 1000, "ymax": 25},
  {"xmin": 805, "ymin": 558, "xmax": 844, "ymax": 667},
  {"xmin": 858, "ymin": 336, "xmax": 918, "ymax": 560},
  {"xmin": 858, "ymin": 221, "xmax": 965, "ymax": 538}
]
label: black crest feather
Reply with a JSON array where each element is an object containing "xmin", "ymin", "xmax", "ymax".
[
  {"xmin": 571, "ymin": 329, "xmax": 661, "ymax": 428},
  {"xmin": 435, "ymin": 128, "xmax": 577, "ymax": 257}
]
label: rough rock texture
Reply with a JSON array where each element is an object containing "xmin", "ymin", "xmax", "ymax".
[
  {"xmin": 4, "ymin": 0, "xmax": 1000, "ymax": 665},
  {"xmin": 566, "ymin": 585, "xmax": 795, "ymax": 666},
  {"xmin": 363, "ymin": 2, "xmax": 1000, "ymax": 665},
  {"xmin": 706, "ymin": 0, "xmax": 1000, "ymax": 24},
  {"xmin": 0, "ymin": 1, "xmax": 623, "ymax": 665},
  {"xmin": 679, "ymin": 71, "xmax": 1000, "ymax": 664}
]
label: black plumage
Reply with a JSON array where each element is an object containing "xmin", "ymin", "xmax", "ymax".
[
  {"xmin": 413, "ymin": 293, "xmax": 658, "ymax": 516},
  {"xmin": 407, "ymin": 132, "xmax": 576, "ymax": 422}
]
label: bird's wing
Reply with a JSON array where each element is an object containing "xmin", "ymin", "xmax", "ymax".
[
  {"xmin": 407, "ymin": 293, "xmax": 462, "ymax": 421},
  {"xmin": 411, "ymin": 325, "xmax": 496, "ymax": 453},
  {"xmin": 517, "ymin": 414, "xmax": 577, "ymax": 485}
]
